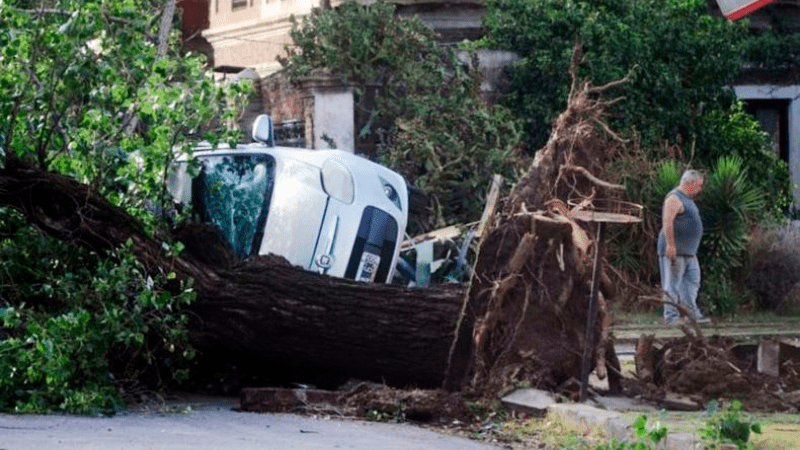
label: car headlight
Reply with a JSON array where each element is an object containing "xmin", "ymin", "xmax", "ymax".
[
  {"xmin": 379, "ymin": 176, "xmax": 402, "ymax": 211},
  {"xmin": 321, "ymin": 159, "xmax": 354, "ymax": 204}
]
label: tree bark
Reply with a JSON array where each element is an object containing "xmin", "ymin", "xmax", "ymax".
[{"xmin": 0, "ymin": 161, "xmax": 464, "ymax": 389}]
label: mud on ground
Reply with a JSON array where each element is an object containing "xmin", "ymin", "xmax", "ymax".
[{"xmin": 631, "ymin": 331, "xmax": 800, "ymax": 413}]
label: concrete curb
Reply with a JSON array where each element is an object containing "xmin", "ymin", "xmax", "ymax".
[{"xmin": 502, "ymin": 389, "xmax": 704, "ymax": 450}]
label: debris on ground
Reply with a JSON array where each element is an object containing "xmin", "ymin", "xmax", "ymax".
[
  {"xmin": 632, "ymin": 328, "xmax": 800, "ymax": 413},
  {"xmin": 239, "ymin": 382, "xmax": 474, "ymax": 424}
]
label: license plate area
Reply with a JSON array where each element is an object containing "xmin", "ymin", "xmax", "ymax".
[{"xmin": 355, "ymin": 252, "xmax": 381, "ymax": 283}]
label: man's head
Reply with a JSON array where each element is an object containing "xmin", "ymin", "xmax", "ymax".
[{"xmin": 679, "ymin": 169, "xmax": 705, "ymax": 198}]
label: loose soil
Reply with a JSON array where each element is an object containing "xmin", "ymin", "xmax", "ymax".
[{"xmin": 629, "ymin": 329, "xmax": 800, "ymax": 413}]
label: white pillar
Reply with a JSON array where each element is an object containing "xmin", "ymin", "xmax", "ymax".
[{"xmin": 301, "ymin": 74, "xmax": 355, "ymax": 153}]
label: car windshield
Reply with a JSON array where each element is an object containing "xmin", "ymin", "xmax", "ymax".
[{"xmin": 192, "ymin": 154, "xmax": 276, "ymax": 259}]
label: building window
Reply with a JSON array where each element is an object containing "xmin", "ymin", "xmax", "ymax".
[
  {"xmin": 232, "ymin": 0, "xmax": 248, "ymax": 10},
  {"xmin": 744, "ymin": 99, "xmax": 790, "ymax": 163}
]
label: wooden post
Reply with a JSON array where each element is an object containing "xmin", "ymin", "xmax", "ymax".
[{"xmin": 579, "ymin": 221, "xmax": 604, "ymax": 402}]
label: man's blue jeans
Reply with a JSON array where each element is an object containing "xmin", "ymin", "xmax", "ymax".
[{"xmin": 659, "ymin": 255, "xmax": 702, "ymax": 322}]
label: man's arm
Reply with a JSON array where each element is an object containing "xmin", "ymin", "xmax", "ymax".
[{"xmin": 662, "ymin": 194, "xmax": 684, "ymax": 261}]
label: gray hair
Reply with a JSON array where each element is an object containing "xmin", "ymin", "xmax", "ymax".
[{"xmin": 680, "ymin": 169, "xmax": 704, "ymax": 185}]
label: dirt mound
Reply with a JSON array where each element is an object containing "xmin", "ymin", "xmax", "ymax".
[{"xmin": 633, "ymin": 330, "xmax": 800, "ymax": 413}]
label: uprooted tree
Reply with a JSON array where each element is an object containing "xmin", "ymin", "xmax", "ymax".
[{"xmin": 444, "ymin": 56, "xmax": 634, "ymax": 399}]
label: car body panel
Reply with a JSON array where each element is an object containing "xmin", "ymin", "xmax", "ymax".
[{"xmin": 168, "ymin": 142, "xmax": 408, "ymax": 283}]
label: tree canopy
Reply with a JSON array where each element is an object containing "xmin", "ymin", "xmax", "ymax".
[{"xmin": 1, "ymin": 0, "xmax": 248, "ymax": 218}]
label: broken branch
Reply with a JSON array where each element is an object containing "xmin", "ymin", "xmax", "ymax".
[{"xmin": 560, "ymin": 165, "xmax": 624, "ymax": 191}]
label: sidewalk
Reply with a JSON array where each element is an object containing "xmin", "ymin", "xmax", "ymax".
[
  {"xmin": 611, "ymin": 320, "xmax": 800, "ymax": 344},
  {"xmin": 501, "ymin": 387, "xmax": 800, "ymax": 450}
]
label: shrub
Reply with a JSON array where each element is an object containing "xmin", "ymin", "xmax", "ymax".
[{"xmin": 744, "ymin": 223, "xmax": 800, "ymax": 310}]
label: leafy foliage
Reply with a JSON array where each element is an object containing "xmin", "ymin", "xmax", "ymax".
[
  {"xmin": 694, "ymin": 101, "xmax": 791, "ymax": 217},
  {"xmin": 0, "ymin": 209, "xmax": 196, "ymax": 414},
  {"xmin": 481, "ymin": 0, "xmax": 748, "ymax": 153},
  {"xmin": 701, "ymin": 400, "xmax": 762, "ymax": 450},
  {"xmin": 700, "ymin": 156, "xmax": 765, "ymax": 272},
  {"xmin": 696, "ymin": 156, "xmax": 765, "ymax": 315},
  {"xmin": 741, "ymin": 3, "xmax": 800, "ymax": 71},
  {"xmin": 0, "ymin": 0, "xmax": 245, "ymax": 413},
  {"xmin": 279, "ymin": 0, "xmax": 526, "ymax": 230},
  {"xmin": 0, "ymin": 0, "xmax": 249, "ymax": 226},
  {"xmin": 384, "ymin": 92, "xmax": 525, "ymax": 229}
]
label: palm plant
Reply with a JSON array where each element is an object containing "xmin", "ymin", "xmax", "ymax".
[
  {"xmin": 698, "ymin": 156, "xmax": 765, "ymax": 314},
  {"xmin": 699, "ymin": 155, "xmax": 765, "ymax": 273},
  {"xmin": 650, "ymin": 160, "xmax": 683, "ymax": 213}
]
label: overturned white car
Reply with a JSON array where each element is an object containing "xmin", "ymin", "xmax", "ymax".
[{"xmin": 168, "ymin": 115, "xmax": 409, "ymax": 284}]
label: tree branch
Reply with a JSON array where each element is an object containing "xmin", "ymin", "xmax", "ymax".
[
  {"xmin": 17, "ymin": 7, "xmax": 157, "ymax": 41},
  {"xmin": 560, "ymin": 165, "xmax": 625, "ymax": 191},
  {"xmin": 591, "ymin": 118, "xmax": 629, "ymax": 143},
  {"xmin": 587, "ymin": 73, "xmax": 633, "ymax": 95}
]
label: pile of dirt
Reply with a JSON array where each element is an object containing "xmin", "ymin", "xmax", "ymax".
[{"xmin": 631, "ymin": 330, "xmax": 800, "ymax": 413}]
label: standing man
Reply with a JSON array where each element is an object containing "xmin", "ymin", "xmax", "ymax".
[{"xmin": 657, "ymin": 169, "xmax": 710, "ymax": 325}]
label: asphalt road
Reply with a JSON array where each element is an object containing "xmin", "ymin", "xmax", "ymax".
[{"xmin": 0, "ymin": 395, "xmax": 501, "ymax": 450}]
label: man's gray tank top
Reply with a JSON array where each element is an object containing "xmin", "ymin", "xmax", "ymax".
[{"xmin": 657, "ymin": 188, "xmax": 703, "ymax": 256}]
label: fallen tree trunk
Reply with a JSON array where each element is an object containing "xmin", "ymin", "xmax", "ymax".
[
  {"xmin": 0, "ymin": 160, "xmax": 464, "ymax": 389},
  {"xmin": 188, "ymin": 259, "xmax": 465, "ymax": 388}
]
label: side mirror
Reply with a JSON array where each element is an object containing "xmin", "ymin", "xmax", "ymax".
[{"xmin": 252, "ymin": 114, "xmax": 274, "ymax": 146}]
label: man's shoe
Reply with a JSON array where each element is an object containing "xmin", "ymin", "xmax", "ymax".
[
  {"xmin": 693, "ymin": 316, "xmax": 711, "ymax": 324},
  {"xmin": 664, "ymin": 317, "xmax": 684, "ymax": 326}
]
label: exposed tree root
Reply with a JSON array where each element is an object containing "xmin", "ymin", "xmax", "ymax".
[{"xmin": 445, "ymin": 44, "xmax": 638, "ymax": 401}]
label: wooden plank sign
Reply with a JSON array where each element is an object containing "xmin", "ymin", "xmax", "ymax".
[{"xmin": 716, "ymin": 0, "xmax": 779, "ymax": 20}]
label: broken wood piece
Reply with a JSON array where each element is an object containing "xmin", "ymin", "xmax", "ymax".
[
  {"xmin": 506, "ymin": 232, "xmax": 537, "ymax": 274},
  {"xmin": 400, "ymin": 225, "xmax": 463, "ymax": 251},
  {"xmin": 635, "ymin": 334, "xmax": 657, "ymax": 383},
  {"xmin": 476, "ymin": 174, "xmax": 503, "ymax": 239}
]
